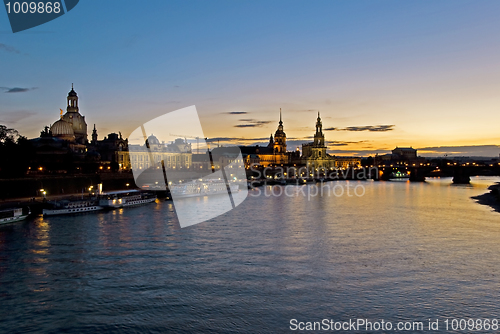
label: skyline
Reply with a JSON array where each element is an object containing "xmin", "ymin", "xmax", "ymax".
[{"xmin": 1, "ymin": 0, "xmax": 500, "ymax": 156}]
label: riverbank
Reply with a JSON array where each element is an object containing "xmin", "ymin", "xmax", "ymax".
[
  {"xmin": 0, "ymin": 173, "xmax": 135, "ymax": 200},
  {"xmin": 472, "ymin": 182, "xmax": 500, "ymax": 213}
]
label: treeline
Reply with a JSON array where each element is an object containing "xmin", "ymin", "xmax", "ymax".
[{"xmin": 0, "ymin": 125, "xmax": 33, "ymax": 178}]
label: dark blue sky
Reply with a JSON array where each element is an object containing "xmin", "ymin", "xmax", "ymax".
[{"xmin": 1, "ymin": 0, "xmax": 500, "ymax": 155}]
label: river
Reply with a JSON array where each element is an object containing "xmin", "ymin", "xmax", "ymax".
[{"xmin": 1, "ymin": 177, "xmax": 499, "ymax": 333}]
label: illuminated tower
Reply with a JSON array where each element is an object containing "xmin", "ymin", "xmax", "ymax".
[
  {"xmin": 314, "ymin": 111, "xmax": 325, "ymax": 147},
  {"xmin": 62, "ymin": 84, "xmax": 88, "ymax": 144},
  {"xmin": 272, "ymin": 108, "xmax": 286, "ymax": 154}
]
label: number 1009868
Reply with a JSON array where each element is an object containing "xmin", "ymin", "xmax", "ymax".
[
  {"xmin": 444, "ymin": 319, "xmax": 499, "ymax": 331},
  {"xmin": 5, "ymin": 2, "xmax": 61, "ymax": 14}
]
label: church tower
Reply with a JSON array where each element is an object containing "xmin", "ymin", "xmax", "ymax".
[
  {"xmin": 312, "ymin": 112, "xmax": 327, "ymax": 158},
  {"xmin": 314, "ymin": 112, "xmax": 325, "ymax": 147},
  {"xmin": 272, "ymin": 108, "xmax": 286, "ymax": 154},
  {"xmin": 91, "ymin": 124, "xmax": 98, "ymax": 145},
  {"xmin": 62, "ymin": 84, "xmax": 88, "ymax": 144},
  {"xmin": 67, "ymin": 83, "xmax": 79, "ymax": 113}
]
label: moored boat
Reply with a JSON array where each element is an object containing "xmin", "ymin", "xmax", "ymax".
[
  {"xmin": 43, "ymin": 199, "xmax": 103, "ymax": 216},
  {"xmin": 390, "ymin": 171, "xmax": 410, "ymax": 180},
  {"xmin": 99, "ymin": 190, "xmax": 156, "ymax": 209},
  {"xmin": 0, "ymin": 207, "xmax": 30, "ymax": 225}
]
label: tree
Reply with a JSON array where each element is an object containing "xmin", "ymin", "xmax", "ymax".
[
  {"xmin": 0, "ymin": 125, "xmax": 22, "ymax": 145},
  {"xmin": 0, "ymin": 125, "xmax": 31, "ymax": 177}
]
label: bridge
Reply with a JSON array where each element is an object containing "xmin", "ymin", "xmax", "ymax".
[{"xmin": 375, "ymin": 161, "xmax": 500, "ymax": 184}]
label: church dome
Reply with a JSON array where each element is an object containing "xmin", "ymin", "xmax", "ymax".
[
  {"xmin": 147, "ymin": 134, "xmax": 160, "ymax": 146},
  {"xmin": 68, "ymin": 88, "xmax": 77, "ymax": 97},
  {"xmin": 51, "ymin": 119, "xmax": 75, "ymax": 140}
]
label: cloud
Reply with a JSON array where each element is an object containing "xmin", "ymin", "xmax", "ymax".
[
  {"xmin": 417, "ymin": 145, "xmax": 500, "ymax": 157},
  {"xmin": 327, "ymin": 149, "xmax": 391, "ymax": 156},
  {"xmin": 207, "ymin": 136, "xmax": 269, "ymax": 143},
  {"xmin": 234, "ymin": 119, "xmax": 271, "ymax": 128},
  {"xmin": 328, "ymin": 140, "xmax": 367, "ymax": 147},
  {"xmin": 0, "ymin": 110, "xmax": 36, "ymax": 124},
  {"xmin": 309, "ymin": 125, "xmax": 394, "ymax": 132},
  {"xmin": 324, "ymin": 145, "xmax": 500, "ymax": 157},
  {"xmin": 1, "ymin": 87, "xmax": 38, "ymax": 93},
  {"xmin": 0, "ymin": 43, "xmax": 20, "ymax": 54},
  {"xmin": 335, "ymin": 125, "xmax": 395, "ymax": 132},
  {"xmin": 224, "ymin": 111, "xmax": 248, "ymax": 115}
]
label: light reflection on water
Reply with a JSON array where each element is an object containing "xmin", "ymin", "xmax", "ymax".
[{"xmin": 0, "ymin": 177, "xmax": 499, "ymax": 333}]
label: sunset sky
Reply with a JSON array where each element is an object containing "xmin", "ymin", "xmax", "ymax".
[{"xmin": 1, "ymin": 0, "xmax": 500, "ymax": 156}]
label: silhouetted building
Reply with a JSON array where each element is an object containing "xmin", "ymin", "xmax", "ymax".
[
  {"xmin": 90, "ymin": 131, "xmax": 129, "ymax": 170},
  {"xmin": 30, "ymin": 85, "xmax": 130, "ymax": 173},
  {"xmin": 240, "ymin": 110, "xmax": 288, "ymax": 167},
  {"xmin": 61, "ymin": 84, "xmax": 87, "ymax": 144},
  {"xmin": 374, "ymin": 147, "xmax": 425, "ymax": 166}
]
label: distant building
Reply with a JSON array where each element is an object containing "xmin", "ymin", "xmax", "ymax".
[
  {"xmin": 240, "ymin": 111, "xmax": 360, "ymax": 170},
  {"xmin": 392, "ymin": 147, "xmax": 417, "ymax": 161},
  {"xmin": 300, "ymin": 112, "xmax": 335, "ymax": 169},
  {"xmin": 60, "ymin": 84, "xmax": 87, "ymax": 144},
  {"xmin": 90, "ymin": 128, "xmax": 129, "ymax": 170},
  {"xmin": 299, "ymin": 113, "xmax": 361, "ymax": 170},
  {"xmin": 374, "ymin": 147, "xmax": 424, "ymax": 166},
  {"xmin": 333, "ymin": 156, "xmax": 362, "ymax": 168},
  {"xmin": 30, "ymin": 85, "xmax": 133, "ymax": 173},
  {"xmin": 128, "ymin": 134, "xmax": 192, "ymax": 171},
  {"xmin": 270, "ymin": 110, "xmax": 288, "ymax": 165},
  {"xmin": 29, "ymin": 87, "xmax": 92, "ymax": 173},
  {"xmin": 240, "ymin": 110, "xmax": 288, "ymax": 167}
]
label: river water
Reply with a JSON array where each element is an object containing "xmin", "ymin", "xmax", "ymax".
[{"xmin": 1, "ymin": 177, "xmax": 499, "ymax": 333}]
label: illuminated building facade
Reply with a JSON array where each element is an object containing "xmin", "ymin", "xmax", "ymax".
[
  {"xmin": 128, "ymin": 135, "xmax": 192, "ymax": 171},
  {"xmin": 300, "ymin": 112, "xmax": 336, "ymax": 169},
  {"xmin": 240, "ymin": 110, "xmax": 289, "ymax": 167}
]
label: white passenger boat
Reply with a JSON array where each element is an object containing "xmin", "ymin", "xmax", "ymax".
[
  {"xmin": 99, "ymin": 190, "xmax": 157, "ymax": 209},
  {"xmin": 43, "ymin": 199, "xmax": 103, "ymax": 216},
  {"xmin": 0, "ymin": 207, "xmax": 30, "ymax": 225},
  {"xmin": 390, "ymin": 171, "xmax": 410, "ymax": 180},
  {"xmin": 170, "ymin": 181, "xmax": 239, "ymax": 198}
]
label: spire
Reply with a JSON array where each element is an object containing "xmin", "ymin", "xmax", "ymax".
[
  {"xmin": 91, "ymin": 124, "xmax": 98, "ymax": 144},
  {"xmin": 279, "ymin": 108, "xmax": 283, "ymax": 126},
  {"xmin": 315, "ymin": 111, "xmax": 323, "ymax": 135}
]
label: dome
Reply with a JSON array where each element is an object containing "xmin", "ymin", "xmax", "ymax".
[
  {"xmin": 68, "ymin": 88, "xmax": 77, "ymax": 97},
  {"xmin": 147, "ymin": 134, "xmax": 160, "ymax": 146},
  {"xmin": 51, "ymin": 119, "xmax": 75, "ymax": 140}
]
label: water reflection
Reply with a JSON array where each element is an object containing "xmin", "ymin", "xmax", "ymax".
[{"xmin": 0, "ymin": 177, "xmax": 499, "ymax": 333}]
